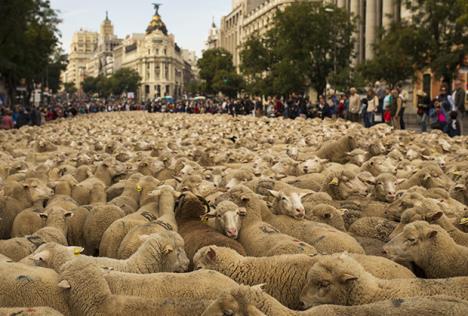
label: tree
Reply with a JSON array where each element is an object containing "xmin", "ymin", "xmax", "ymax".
[
  {"xmin": 358, "ymin": 24, "xmax": 415, "ymax": 87},
  {"xmin": 212, "ymin": 70, "xmax": 245, "ymax": 98},
  {"xmin": 0, "ymin": 0, "xmax": 61, "ymax": 104},
  {"xmin": 197, "ymin": 48, "xmax": 237, "ymax": 94},
  {"xmin": 33, "ymin": 46, "xmax": 68, "ymax": 93},
  {"xmin": 81, "ymin": 76, "xmax": 99, "ymax": 95},
  {"xmin": 63, "ymin": 82, "xmax": 77, "ymax": 95},
  {"xmin": 110, "ymin": 68, "xmax": 141, "ymax": 96},
  {"xmin": 240, "ymin": 2, "xmax": 355, "ymax": 97},
  {"xmin": 366, "ymin": 0, "xmax": 467, "ymax": 87},
  {"xmin": 240, "ymin": 36, "xmax": 273, "ymax": 95}
]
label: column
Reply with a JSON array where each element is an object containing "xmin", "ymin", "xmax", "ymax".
[
  {"xmin": 382, "ymin": 0, "xmax": 394, "ymax": 29},
  {"xmin": 337, "ymin": 0, "xmax": 346, "ymax": 7},
  {"xmin": 350, "ymin": 0, "xmax": 360, "ymax": 64},
  {"xmin": 365, "ymin": 0, "xmax": 377, "ymax": 60}
]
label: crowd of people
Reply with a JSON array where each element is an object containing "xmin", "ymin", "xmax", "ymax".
[{"xmin": 1, "ymin": 80, "xmax": 465, "ymax": 136}]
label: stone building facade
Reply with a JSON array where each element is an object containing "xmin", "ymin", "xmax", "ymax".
[
  {"xmin": 62, "ymin": 30, "xmax": 98, "ymax": 89},
  {"xmin": 216, "ymin": 0, "xmax": 410, "ymax": 69},
  {"xmin": 63, "ymin": 6, "xmax": 196, "ymax": 101}
]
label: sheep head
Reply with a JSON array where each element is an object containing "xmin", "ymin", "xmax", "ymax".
[
  {"xmin": 384, "ymin": 221, "xmax": 446, "ymax": 264},
  {"xmin": 300, "ymin": 253, "xmax": 364, "ymax": 308}
]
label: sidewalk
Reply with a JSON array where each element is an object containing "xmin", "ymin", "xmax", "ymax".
[{"xmin": 403, "ymin": 113, "xmax": 468, "ymax": 135}]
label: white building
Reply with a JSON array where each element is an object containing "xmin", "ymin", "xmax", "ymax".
[{"xmin": 217, "ymin": 0, "xmax": 411, "ymax": 69}]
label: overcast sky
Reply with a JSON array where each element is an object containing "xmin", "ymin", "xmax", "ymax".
[{"xmin": 49, "ymin": 0, "xmax": 231, "ymax": 56}]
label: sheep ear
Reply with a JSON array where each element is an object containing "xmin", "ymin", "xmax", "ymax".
[
  {"xmin": 299, "ymin": 192, "xmax": 313, "ymax": 199},
  {"xmin": 340, "ymin": 273, "xmax": 358, "ymax": 283},
  {"xmin": 206, "ymin": 247, "xmax": 217, "ymax": 262},
  {"xmin": 322, "ymin": 213, "xmax": 332, "ymax": 219},
  {"xmin": 240, "ymin": 195, "xmax": 250, "ymax": 203},
  {"xmin": 64, "ymin": 212, "xmax": 73, "ymax": 218},
  {"xmin": 395, "ymin": 179, "xmax": 405, "ymax": 185},
  {"xmin": 238, "ymin": 207, "xmax": 247, "ymax": 216},
  {"xmin": 428, "ymin": 212, "xmax": 443, "ymax": 222},
  {"xmin": 38, "ymin": 213, "xmax": 48, "ymax": 219},
  {"xmin": 267, "ymin": 190, "xmax": 281, "ymax": 198},
  {"xmin": 427, "ymin": 230, "xmax": 438, "ymax": 239},
  {"xmin": 149, "ymin": 190, "xmax": 161, "ymax": 197},
  {"xmin": 58, "ymin": 280, "xmax": 71, "ymax": 289},
  {"xmin": 26, "ymin": 235, "xmax": 45, "ymax": 247},
  {"xmin": 251, "ymin": 283, "xmax": 266, "ymax": 291},
  {"xmin": 163, "ymin": 245, "xmax": 174, "ymax": 255}
]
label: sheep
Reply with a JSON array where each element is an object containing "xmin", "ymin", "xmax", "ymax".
[
  {"xmin": 10, "ymin": 206, "xmax": 46, "ymax": 238},
  {"xmin": 83, "ymin": 204, "xmax": 125, "ymax": 255},
  {"xmin": 204, "ymin": 200, "xmax": 247, "ymax": 239},
  {"xmin": 71, "ymin": 161, "xmax": 123, "ymax": 205},
  {"xmin": 108, "ymin": 175, "xmax": 142, "ymax": 214},
  {"xmin": 1, "ymin": 179, "xmax": 53, "ymax": 239},
  {"xmin": 194, "ymin": 246, "xmax": 415, "ymax": 310},
  {"xmin": 175, "ymin": 191, "xmax": 246, "ymax": 266},
  {"xmin": 66, "ymin": 206, "xmax": 89, "ymax": 247},
  {"xmin": 206, "ymin": 285, "xmax": 468, "ymax": 316},
  {"xmin": 389, "ymin": 207, "xmax": 468, "ymax": 247},
  {"xmin": 260, "ymin": 196, "xmax": 365, "ymax": 254},
  {"xmin": 0, "ymin": 261, "xmax": 70, "ymax": 315},
  {"xmin": 116, "ymin": 185, "xmax": 180, "ymax": 259},
  {"xmin": 299, "ymin": 252, "xmax": 468, "ymax": 308},
  {"xmin": 315, "ymin": 135, "xmax": 357, "ymax": 163},
  {"xmin": 26, "ymin": 231, "xmax": 189, "ymax": 273},
  {"xmin": 398, "ymin": 165, "xmax": 453, "ymax": 190},
  {"xmin": 0, "ymin": 235, "xmax": 45, "ymax": 261},
  {"xmin": 348, "ymin": 217, "xmax": 398, "ymax": 242},
  {"xmin": 201, "ymin": 287, "xmax": 266, "ymax": 316},
  {"xmin": 57, "ymin": 258, "xmax": 210, "ymax": 316},
  {"xmin": 32, "ymin": 207, "xmax": 73, "ymax": 246},
  {"xmin": 216, "ymin": 186, "xmax": 317, "ymax": 257},
  {"xmin": 103, "ymin": 269, "xmax": 239, "ymax": 302},
  {"xmin": 361, "ymin": 156, "xmax": 397, "ymax": 176},
  {"xmin": 384, "ymin": 221, "xmax": 468, "ymax": 278},
  {"xmin": 247, "ymin": 178, "xmax": 312, "ymax": 219},
  {"xmin": 321, "ymin": 169, "xmax": 369, "ymax": 200},
  {"xmin": 303, "ymin": 204, "xmax": 346, "ymax": 231},
  {"xmin": 372, "ymin": 173, "xmax": 399, "ymax": 202},
  {"xmin": 99, "ymin": 211, "xmax": 155, "ymax": 258}
]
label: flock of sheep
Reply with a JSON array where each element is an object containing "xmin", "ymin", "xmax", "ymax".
[{"xmin": 0, "ymin": 112, "xmax": 468, "ymax": 316}]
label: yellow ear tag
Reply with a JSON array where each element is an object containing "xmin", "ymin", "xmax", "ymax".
[
  {"xmin": 329, "ymin": 177, "xmax": 339, "ymax": 186},
  {"xmin": 460, "ymin": 218, "xmax": 468, "ymax": 225},
  {"xmin": 73, "ymin": 248, "xmax": 81, "ymax": 256},
  {"xmin": 136, "ymin": 185, "xmax": 142, "ymax": 192},
  {"xmin": 201, "ymin": 216, "xmax": 208, "ymax": 224}
]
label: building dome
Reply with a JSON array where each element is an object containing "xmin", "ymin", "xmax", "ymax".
[{"xmin": 146, "ymin": 4, "xmax": 168, "ymax": 35}]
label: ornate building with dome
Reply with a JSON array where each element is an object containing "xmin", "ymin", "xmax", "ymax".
[{"xmin": 63, "ymin": 4, "xmax": 197, "ymax": 101}]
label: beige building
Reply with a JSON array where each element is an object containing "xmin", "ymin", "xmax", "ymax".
[
  {"xmin": 63, "ymin": 5, "xmax": 196, "ymax": 101},
  {"xmin": 62, "ymin": 30, "xmax": 98, "ymax": 89},
  {"xmin": 111, "ymin": 7, "xmax": 189, "ymax": 100},
  {"xmin": 85, "ymin": 13, "xmax": 122, "ymax": 78},
  {"xmin": 217, "ymin": 0, "xmax": 410, "ymax": 69}
]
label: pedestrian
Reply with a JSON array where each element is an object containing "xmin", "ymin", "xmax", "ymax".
[
  {"xmin": 453, "ymin": 79, "xmax": 466, "ymax": 134},
  {"xmin": 348, "ymin": 87, "xmax": 360, "ymax": 122},
  {"xmin": 389, "ymin": 89, "xmax": 402, "ymax": 130},
  {"xmin": 398, "ymin": 85, "xmax": 409, "ymax": 130},
  {"xmin": 336, "ymin": 94, "xmax": 346, "ymax": 119},
  {"xmin": 366, "ymin": 88, "xmax": 379, "ymax": 128},
  {"xmin": 416, "ymin": 90, "xmax": 431, "ymax": 133},
  {"xmin": 448, "ymin": 111, "xmax": 461, "ymax": 137},
  {"xmin": 0, "ymin": 109, "xmax": 14, "ymax": 130},
  {"xmin": 430, "ymin": 100, "xmax": 448, "ymax": 132}
]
